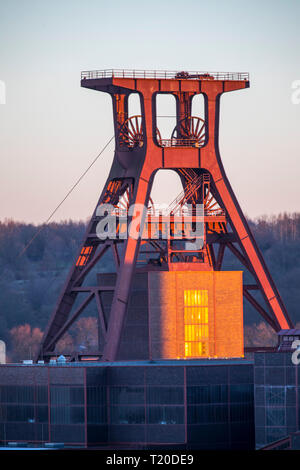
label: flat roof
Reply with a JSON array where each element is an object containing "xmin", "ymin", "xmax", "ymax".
[{"xmin": 0, "ymin": 358, "xmax": 253, "ymax": 368}]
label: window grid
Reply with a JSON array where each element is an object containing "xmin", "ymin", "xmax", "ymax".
[{"xmin": 184, "ymin": 289, "xmax": 209, "ymax": 357}]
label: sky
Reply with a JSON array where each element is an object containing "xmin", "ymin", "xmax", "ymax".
[{"xmin": 0, "ymin": 0, "xmax": 299, "ymax": 224}]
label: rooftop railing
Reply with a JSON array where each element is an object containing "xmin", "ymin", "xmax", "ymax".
[
  {"xmin": 112, "ymin": 208, "xmax": 225, "ymax": 218},
  {"xmin": 81, "ymin": 69, "xmax": 249, "ymax": 81},
  {"xmin": 159, "ymin": 138, "xmax": 204, "ymax": 148}
]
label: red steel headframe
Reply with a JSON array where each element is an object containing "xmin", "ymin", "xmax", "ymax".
[{"xmin": 37, "ymin": 69, "xmax": 293, "ymax": 362}]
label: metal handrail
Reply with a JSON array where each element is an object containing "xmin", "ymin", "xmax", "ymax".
[
  {"xmin": 111, "ymin": 208, "xmax": 225, "ymax": 218},
  {"xmin": 260, "ymin": 435, "xmax": 291, "ymax": 450},
  {"xmin": 81, "ymin": 69, "xmax": 249, "ymax": 82},
  {"xmin": 159, "ymin": 138, "xmax": 204, "ymax": 148},
  {"xmin": 260, "ymin": 430, "xmax": 300, "ymax": 450}
]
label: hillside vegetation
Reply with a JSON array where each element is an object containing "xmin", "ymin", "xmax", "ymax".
[{"xmin": 0, "ymin": 213, "xmax": 299, "ymax": 361}]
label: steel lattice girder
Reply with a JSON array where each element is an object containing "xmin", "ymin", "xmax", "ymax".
[{"xmin": 37, "ymin": 71, "xmax": 293, "ymax": 362}]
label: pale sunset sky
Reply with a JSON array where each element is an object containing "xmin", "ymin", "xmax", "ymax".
[{"xmin": 0, "ymin": 0, "xmax": 299, "ymax": 223}]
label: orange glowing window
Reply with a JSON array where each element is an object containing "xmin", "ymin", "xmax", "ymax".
[
  {"xmin": 184, "ymin": 289, "xmax": 208, "ymax": 357},
  {"xmin": 76, "ymin": 245, "xmax": 93, "ymax": 267}
]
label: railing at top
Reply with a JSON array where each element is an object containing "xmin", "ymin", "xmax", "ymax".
[
  {"xmin": 112, "ymin": 208, "xmax": 225, "ymax": 218},
  {"xmin": 159, "ymin": 138, "xmax": 204, "ymax": 148},
  {"xmin": 81, "ymin": 69, "xmax": 249, "ymax": 82}
]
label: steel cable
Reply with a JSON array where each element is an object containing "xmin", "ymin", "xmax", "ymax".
[{"xmin": 18, "ymin": 135, "xmax": 115, "ymax": 258}]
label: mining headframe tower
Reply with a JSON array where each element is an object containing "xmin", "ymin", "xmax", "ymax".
[
  {"xmin": 0, "ymin": 69, "xmax": 296, "ymax": 451},
  {"xmin": 37, "ymin": 68, "xmax": 293, "ymax": 363}
]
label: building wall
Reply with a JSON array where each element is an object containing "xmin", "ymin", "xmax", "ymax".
[
  {"xmin": 254, "ymin": 352, "xmax": 299, "ymax": 449},
  {"xmin": 148, "ymin": 271, "xmax": 244, "ymax": 360},
  {"xmin": 99, "ymin": 270, "xmax": 243, "ymax": 361},
  {"xmin": 98, "ymin": 273, "xmax": 149, "ymax": 360},
  {"xmin": 0, "ymin": 361, "xmax": 254, "ymax": 449},
  {"xmin": 214, "ymin": 272, "xmax": 244, "ymax": 358},
  {"xmin": 0, "ymin": 365, "xmax": 86, "ymax": 446}
]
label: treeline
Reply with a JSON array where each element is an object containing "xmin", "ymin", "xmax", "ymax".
[{"xmin": 0, "ymin": 213, "xmax": 300, "ymax": 361}]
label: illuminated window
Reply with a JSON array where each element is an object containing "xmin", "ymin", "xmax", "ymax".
[{"xmin": 184, "ymin": 289, "xmax": 209, "ymax": 357}]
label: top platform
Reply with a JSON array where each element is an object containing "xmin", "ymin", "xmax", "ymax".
[{"xmin": 81, "ymin": 69, "xmax": 249, "ymax": 81}]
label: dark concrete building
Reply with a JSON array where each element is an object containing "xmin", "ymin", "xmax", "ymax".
[
  {"xmin": 254, "ymin": 351, "xmax": 299, "ymax": 449},
  {"xmin": 0, "ymin": 360, "xmax": 254, "ymax": 449}
]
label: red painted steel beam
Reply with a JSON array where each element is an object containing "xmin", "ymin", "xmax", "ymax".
[
  {"xmin": 45, "ymin": 292, "xmax": 94, "ymax": 351},
  {"xmin": 39, "ymin": 70, "xmax": 292, "ymax": 361}
]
